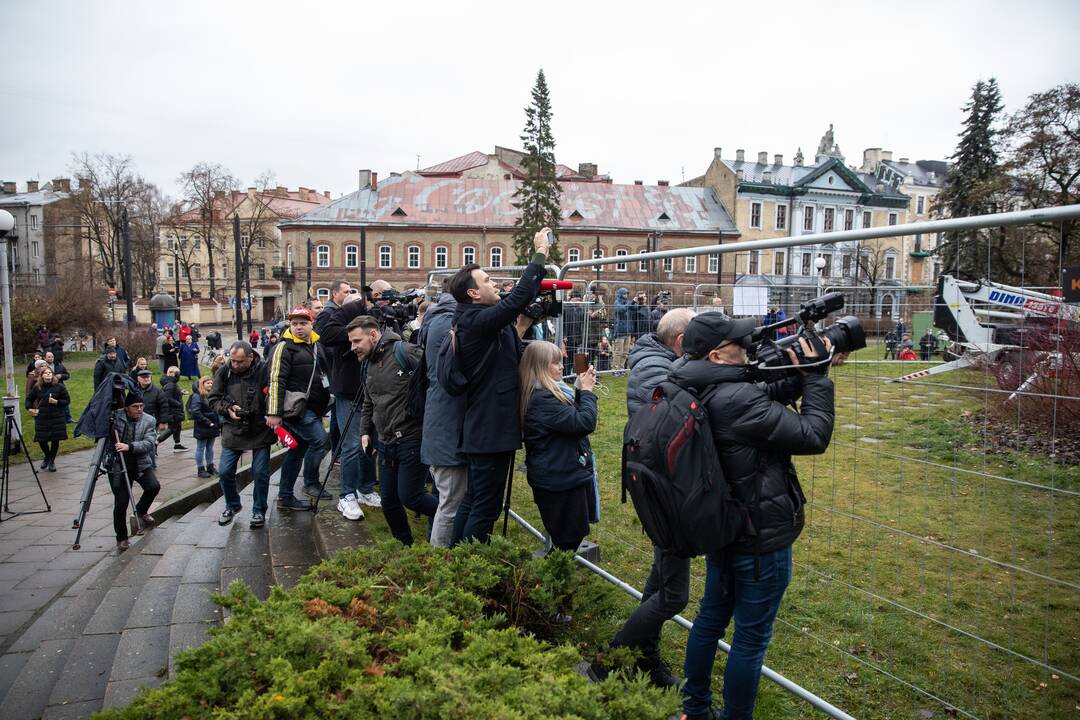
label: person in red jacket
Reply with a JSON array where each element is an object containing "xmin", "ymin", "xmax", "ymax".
[{"xmin": 178, "ymin": 322, "xmax": 191, "ymax": 342}]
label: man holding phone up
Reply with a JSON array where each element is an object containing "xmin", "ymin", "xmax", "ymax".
[{"xmin": 445, "ymin": 227, "xmax": 551, "ymax": 544}]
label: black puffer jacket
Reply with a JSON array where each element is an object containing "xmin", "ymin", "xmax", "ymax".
[
  {"xmin": 314, "ymin": 299, "xmax": 370, "ymax": 398},
  {"xmin": 158, "ymin": 375, "xmax": 185, "ymax": 424},
  {"xmin": 522, "ymin": 385, "xmax": 597, "ymax": 493},
  {"xmin": 667, "ymin": 359, "xmax": 834, "ymax": 554},
  {"xmin": 626, "ymin": 333, "xmax": 678, "ymax": 417},
  {"xmin": 134, "ymin": 380, "xmax": 166, "ymax": 425},
  {"xmin": 187, "ymin": 393, "xmax": 221, "ymax": 440},
  {"xmin": 265, "ymin": 330, "xmax": 330, "ymax": 418},
  {"xmin": 26, "ymin": 382, "xmax": 69, "ymax": 441}
]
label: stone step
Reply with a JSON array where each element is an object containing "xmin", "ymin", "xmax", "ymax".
[{"xmin": 219, "ymin": 481, "xmax": 273, "ymax": 605}]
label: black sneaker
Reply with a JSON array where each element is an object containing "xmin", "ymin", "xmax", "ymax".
[
  {"xmin": 303, "ymin": 484, "xmax": 331, "ymax": 500},
  {"xmin": 277, "ymin": 495, "xmax": 311, "ymax": 512},
  {"xmin": 173, "ymin": 444, "xmax": 188, "ymax": 452},
  {"xmin": 218, "ymin": 508, "xmax": 237, "ymax": 526},
  {"xmin": 639, "ymin": 657, "xmax": 683, "ymax": 689},
  {"xmin": 249, "ymin": 512, "xmax": 265, "ymax": 529}
]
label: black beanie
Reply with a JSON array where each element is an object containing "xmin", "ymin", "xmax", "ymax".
[{"xmin": 123, "ymin": 391, "xmax": 144, "ymax": 407}]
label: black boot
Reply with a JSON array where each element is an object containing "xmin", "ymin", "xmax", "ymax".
[{"xmin": 637, "ymin": 654, "xmax": 682, "ymax": 689}]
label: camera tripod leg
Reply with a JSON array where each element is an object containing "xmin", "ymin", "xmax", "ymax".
[
  {"xmin": 113, "ymin": 429, "xmax": 143, "ymax": 537},
  {"xmin": 1, "ymin": 408, "xmax": 50, "ymax": 523},
  {"xmin": 72, "ymin": 438, "xmax": 108, "ymax": 549},
  {"xmin": 312, "ymin": 387, "xmax": 364, "ymax": 514},
  {"xmin": 501, "ymin": 451, "xmax": 516, "ymax": 537}
]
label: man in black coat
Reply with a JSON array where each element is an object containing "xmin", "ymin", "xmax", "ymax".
[
  {"xmin": 132, "ymin": 369, "xmax": 167, "ymax": 434},
  {"xmin": 447, "ymin": 227, "xmax": 550, "ymax": 544},
  {"xmin": 669, "ymin": 312, "xmax": 835, "ymax": 720}
]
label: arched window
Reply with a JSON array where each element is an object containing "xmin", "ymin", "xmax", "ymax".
[
  {"xmin": 490, "ymin": 246, "xmax": 503, "ymax": 268},
  {"xmin": 615, "ymin": 248, "xmax": 628, "ymax": 271},
  {"xmin": 884, "ymin": 250, "xmax": 898, "ymax": 280},
  {"xmin": 567, "ymin": 247, "xmax": 580, "ymax": 264},
  {"xmin": 345, "ymin": 244, "xmax": 358, "ymax": 268},
  {"xmin": 880, "ymin": 294, "xmax": 894, "ymax": 319},
  {"xmin": 462, "ymin": 246, "xmax": 476, "ymax": 266},
  {"xmin": 316, "ymin": 287, "xmax": 330, "ymax": 302},
  {"xmin": 316, "ymin": 244, "xmax": 330, "ymax": 268},
  {"xmin": 408, "ymin": 245, "xmax": 421, "ymax": 269},
  {"xmin": 286, "ymin": 244, "xmax": 293, "ymax": 270},
  {"xmin": 379, "ymin": 245, "xmax": 392, "ymax": 269},
  {"xmin": 435, "ymin": 246, "xmax": 448, "ymax": 269}
]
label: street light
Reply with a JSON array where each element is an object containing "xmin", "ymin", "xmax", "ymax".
[
  {"xmin": 814, "ymin": 256, "xmax": 827, "ymax": 297},
  {"xmin": 0, "ymin": 209, "xmax": 20, "ymax": 430}
]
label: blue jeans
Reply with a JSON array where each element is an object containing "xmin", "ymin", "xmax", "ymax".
[
  {"xmin": 218, "ymin": 446, "xmax": 271, "ymax": 514},
  {"xmin": 376, "ymin": 438, "xmax": 437, "ymax": 545},
  {"xmin": 195, "ymin": 437, "xmax": 216, "ymax": 468},
  {"xmin": 335, "ymin": 395, "xmax": 375, "ymax": 498},
  {"xmin": 278, "ymin": 409, "xmax": 327, "ymax": 498},
  {"xmin": 452, "ymin": 451, "xmax": 514, "ymax": 545},
  {"xmin": 683, "ymin": 546, "xmax": 793, "ymax": 719}
]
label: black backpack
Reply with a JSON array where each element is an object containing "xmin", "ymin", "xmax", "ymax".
[
  {"xmin": 435, "ymin": 324, "xmax": 497, "ymax": 397},
  {"xmin": 621, "ymin": 381, "xmax": 750, "ymax": 558},
  {"xmin": 391, "ymin": 340, "xmax": 427, "ymax": 417}
]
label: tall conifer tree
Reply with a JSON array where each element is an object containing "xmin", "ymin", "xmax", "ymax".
[
  {"xmin": 937, "ymin": 78, "xmax": 1005, "ymax": 277},
  {"xmin": 512, "ymin": 69, "xmax": 563, "ymax": 264}
]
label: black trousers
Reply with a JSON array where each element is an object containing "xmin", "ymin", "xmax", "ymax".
[
  {"xmin": 108, "ymin": 457, "xmax": 160, "ymax": 542},
  {"xmin": 612, "ymin": 544, "xmax": 691, "ymax": 659},
  {"xmin": 531, "ymin": 484, "xmax": 590, "ymax": 552},
  {"xmin": 452, "ymin": 451, "xmax": 515, "ymax": 545},
  {"xmin": 157, "ymin": 422, "xmax": 181, "ymax": 446},
  {"xmin": 37, "ymin": 439, "xmax": 60, "ymax": 462}
]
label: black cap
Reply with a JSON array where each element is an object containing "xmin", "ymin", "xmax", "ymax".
[
  {"xmin": 683, "ymin": 312, "xmax": 757, "ymax": 357},
  {"xmin": 135, "ymin": 369, "xmax": 152, "ymax": 377},
  {"xmin": 123, "ymin": 391, "xmax": 144, "ymax": 407}
]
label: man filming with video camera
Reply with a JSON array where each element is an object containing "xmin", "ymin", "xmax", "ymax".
[
  {"xmin": 446, "ymin": 227, "xmax": 551, "ymax": 544},
  {"xmin": 668, "ymin": 311, "xmax": 836, "ymax": 720}
]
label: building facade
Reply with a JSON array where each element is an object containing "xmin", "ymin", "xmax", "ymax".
[
  {"xmin": 0, "ymin": 179, "xmax": 84, "ymax": 288},
  {"xmin": 278, "ymin": 168, "xmax": 739, "ymax": 305}
]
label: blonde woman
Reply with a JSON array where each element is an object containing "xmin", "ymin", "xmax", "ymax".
[
  {"xmin": 519, "ymin": 341, "xmax": 598, "ymax": 551},
  {"xmin": 187, "ymin": 376, "xmax": 220, "ymax": 478},
  {"xmin": 209, "ymin": 353, "xmax": 226, "ymax": 376}
]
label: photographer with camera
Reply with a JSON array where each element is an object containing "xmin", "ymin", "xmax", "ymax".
[
  {"xmin": 348, "ymin": 315, "xmax": 437, "ymax": 545},
  {"xmin": 108, "ymin": 393, "xmax": 160, "ymax": 551},
  {"xmin": 208, "ymin": 342, "xmax": 277, "ymax": 528},
  {"xmin": 669, "ymin": 312, "xmax": 835, "ymax": 720},
  {"xmin": 315, "ymin": 282, "xmax": 382, "ymax": 519},
  {"xmin": 447, "ymin": 227, "xmax": 550, "ymax": 544}
]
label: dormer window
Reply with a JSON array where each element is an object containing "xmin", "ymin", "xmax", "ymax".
[
  {"xmin": 658, "ymin": 212, "xmax": 671, "ymax": 221},
  {"xmin": 392, "ymin": 207, "xmax": 407, "ymax": 217},
  {"xmin": 569, "ymin": 210, "xmax": 584, "ymax": 220}
]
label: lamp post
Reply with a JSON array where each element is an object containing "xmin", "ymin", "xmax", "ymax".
[
  {"xmin": 0, "ymin": 209, "xmax": 20, "ymax": 432},
  {"xmin": 814, "ymin": 255, "xmax": 827, "ymax": 297}
]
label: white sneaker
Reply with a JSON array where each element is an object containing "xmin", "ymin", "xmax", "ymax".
[
  {"xmin": 358, "ymin": 491, "xmax": 382, "ymax": 508},
  {"xmin": 337, "ymin": 493, "xmax": 364, "ymax": 521}
]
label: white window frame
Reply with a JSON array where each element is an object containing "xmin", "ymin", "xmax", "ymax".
[
  {"xmin": 843, "ymin": 207, "xmax": 854, "ymax": 231},
  {"xmin": 286, "ymin": 245, "xmax": 293, "ymax": 270},
  {"xmin": 408, "ymin": 245, "xmax": 421, "ymax": 269},
  {"xmin": 750, "ymin": 201, "xmax": 762, "ymax": 229},
  {"xmin": 344, "ymin": 244, "xmax": 358, "ymax": 268},
  {"xmin": 888, "ymin": 212, "xmax": 898, "ymax": 226},
  {"xmin": 884, "ymin": 251, "xmax": 897, "ymax": 280},
  {"xmin": 916, "ymin": 195, "xmax": 925, "ymax": 215},
  {"xmin": 435, "ymin": 246, "xmax": 448, "ymax": 269},
  {"xmin": 639, "ymin": 251, "xmax": 649, "ymax": 273},
  {"xmin": 567, "ymin": 247, "xmax": 580, "ymax": 269},
  {"xmin": 823, "ymin": 207, "xmax": 835, "ymax": 232},
  {"xmin": 30, "ymin": 214, "xmax": 38, "ymax": 230},
  {"xmin": 591, "ymin": 247, "xmax": 604, "ymax": 261},
  {"xmin": 842, "ymin": 254, "xmax": 852, "ymax": 278},
  {"xmin": 801, "ymin": 252, "xmax": 812, "ymax": 275},
  {"xmin": 685, "ymin": 256, "xmax": 697, "ymax": 273},
  {"xmin": 379, "ymin": 244, "xmax": 392, "ymax": 269},
  {"xmin": 862, "ymin": 210, "xmax": 872, "ymax": 228},
  {"xmin": 775, "ymin": 204, "xmax": 787, "ymax": 230},
  {"xmin": 662, "ymin": 256, "xmax": 673, "ymax": 273},
  {"xmin": 316, "ymin": 244, "xmax": 330, "ymax": 268},
  {"xmin": 166, "ymin": 263, "xmax": 174, "ymax": 279},
  {"xmin": 708, "ymin": 254, "xmax": 719, "ymax": 274},
  {"xmin": 773, "ymin": 250, "xmax": 785, "ymax": 276},
  {"xmin": 803, "ymin": 205, "xmax": 815, "ymax": 232},
  {"xmin": 818, "ymin": 252, "xmax": 832, "ymax": 277},
  {"xmin": 462, "ymin": 246, "xmax": 475, "ymax": 266},
  {"xmin": 30, "ymin": 240, "xmax": 39, "ymax": 258},
  {"xmin": 615, "ymin": 248, "xmax": 628, "ymax": 271},
  {"xmin": 748, "ymin": 251, "xmax": 759, "ymax": 275},
  {"xmin": 316, "ymin": 287, "xmax": 330, "ymax": 301},
  {"xmin": 489, "ymin": 246, "xmax": 502, "ymax": 268}
]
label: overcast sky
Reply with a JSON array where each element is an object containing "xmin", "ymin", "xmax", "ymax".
[{"xmin": 2, "ymin": 0, "xmax": 1078, "ymax": 200}]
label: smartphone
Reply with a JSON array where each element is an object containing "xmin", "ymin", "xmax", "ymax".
[{"xmin": 573, "ymin": 352, "xmax": 589, "ymax": 375}]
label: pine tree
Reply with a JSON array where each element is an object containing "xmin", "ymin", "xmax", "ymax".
[
  {"xmin": 937, "ymin": 78, "xmax": 1005, "ymax": 278},
  {"xmin": 512, "ymin": 69, "xmax": 563, "ymax": 264}
]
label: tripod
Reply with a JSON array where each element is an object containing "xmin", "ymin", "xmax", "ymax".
[
  {"xmin": 71, "ymin": 416, "xmax": 143, "ymax": 550},
  {"xmin": 0, "ymin": 402, "xmax": 51, "ymax": 522},
  {"xmin": 311, "ymin": 385, "xmax": 364, "ymax": 514}
]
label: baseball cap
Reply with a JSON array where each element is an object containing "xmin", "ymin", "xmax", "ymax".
[
  {"xmin": 287, "ymin": 307, "xmax": 313, "ymax": 321},
  {"xmin": 135, "ymin": 368, "xmax": 152, "ymax": 377},
  {"xmin": 682, "ymin": 312, "xmax": 758, "ymax": 357}
]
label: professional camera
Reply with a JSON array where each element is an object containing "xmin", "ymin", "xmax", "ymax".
[
  {"xmin": 498, "ymin": 279, "xmax": 572, "ymax": 321},
  {"xmin": 369, "ymin": 288, "xmax": 421, "ymax": 328},
  {"xmin": 747, "ymin": 292, "xmax": 866, "ymax": 380}
]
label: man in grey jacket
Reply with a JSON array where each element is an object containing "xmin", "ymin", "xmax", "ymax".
[
  {"xmin": 419, "ymin": 290, "xmax": 467, "ymax": 547},
  {"xmin": 593, "ymin": 306, "xmax": 695, "ymax": 687},
  {"xmin": 108, "ymin": 392, "xmax": 160, "ymax": 551}
]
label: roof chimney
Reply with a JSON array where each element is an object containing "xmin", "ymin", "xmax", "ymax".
[
  {"xmin": 324, "ymin": 190, "xmax": 331, "ymax": 199},
  {"xmin": 774, "ymin": 154, "xmax": 783, "ymax": 166},
  {"xmin": 713, "ymin": 147, "xmax": 723, "ymax": 160},
  {"xmin": 297, "ymin": 187, "xmax": 308, "ymax": 201},
  {"xmin": 657, "ymin": 180, "xmax": 669, "ymax": 187},
  {"xmin": 52, "ymin": 178, "xmax": 71, "ymax": 193},
  {"xmin": 899, "ymin": 158, "xmax": 910, "ymax": 164},
  {"xmin": 358, "ymin": 169, "xmax": 372, "ymax": 190},
  {"xmin": 881, "ymin": 151, "xmax": 893, "ymax": 162},
  {"xmin": 736, "ymin": 149, "xmax": 745, "ymax": 162},
  {"xmin": 275, "ymin": 186, "xmax": 288, "ymax": 198},
  {"xmin": 762, "ymin": 170, "xmax": 772, "ymax": 184},
  {"xmin": 371, "ymin": 172, "xmax": 378, "ymax": 191},
  {"xmin": 757, "ymin": 151, "xmax": 768, "ymax": 165},
  {"xmin": 247, "ymin": 186, "xmax": 257, "ymax": 201},
  {"xmin": 735, "ymin": 169, "xmax": 744, "ymax": 182},
  {"xmin": 26, "ymin": 180, "xmax": 38, "ymax": 193},
  {"xmin": 2, "ymin": 181, "xmax": 14, "ymax": 194},
  {"xmin": 578, "ymin": 162, "xmax": 598, "ymax": 178},
  {"xmin": 634, "ymin": 180, "xmax": 643, "ymax": 185}
]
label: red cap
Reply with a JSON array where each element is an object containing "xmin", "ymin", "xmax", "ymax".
[{"xmin": 287, "ymin": 307, "xmax": 313, "ymax": 321}]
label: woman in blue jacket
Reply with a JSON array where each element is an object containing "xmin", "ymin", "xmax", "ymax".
[{"xmin": 519, "ymin": 340, "xmax": 598, "ymax": 552}]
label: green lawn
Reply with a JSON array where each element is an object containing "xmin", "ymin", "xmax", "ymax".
[
  {"xmin": 4, "ymin": 365, "xmax": 211, "ymax": 461},
  {"xmin": 496, "ymin": 367, "xmax": 1079, "ymax": 719}
]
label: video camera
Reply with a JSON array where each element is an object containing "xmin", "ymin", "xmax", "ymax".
[
  {"xmin": 498, "ymin": 279, "xmax": 574, "ymax": 321},
  {"xmin": 369, "ymin": 287, "xmax": 423, "ymax": 326},
  {"xmin": 746, "ymin": 293, "xmax": 866, "ymax": 380}
]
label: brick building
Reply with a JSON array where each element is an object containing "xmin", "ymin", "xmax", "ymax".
[
  {"xmin": 0, "ymin": 178, "xmax": 83, "ymax": 287},
  {"xmin": 278, "ymin": 167, "xmax": 739, "ymax": 305}
]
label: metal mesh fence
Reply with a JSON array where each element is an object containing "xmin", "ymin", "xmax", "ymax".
[{"xmin": 501, "ymin": 209, "xmax": 1080, "ymax": 719}]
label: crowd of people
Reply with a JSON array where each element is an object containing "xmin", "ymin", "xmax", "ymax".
[{"xmin": 42, "ymin": 232, "xmax": 846, "ymax": 718}]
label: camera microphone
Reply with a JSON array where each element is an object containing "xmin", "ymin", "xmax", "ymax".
[{"xmin": 539, "ymin": 280, "xmax": 574, "ymax": 291}]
